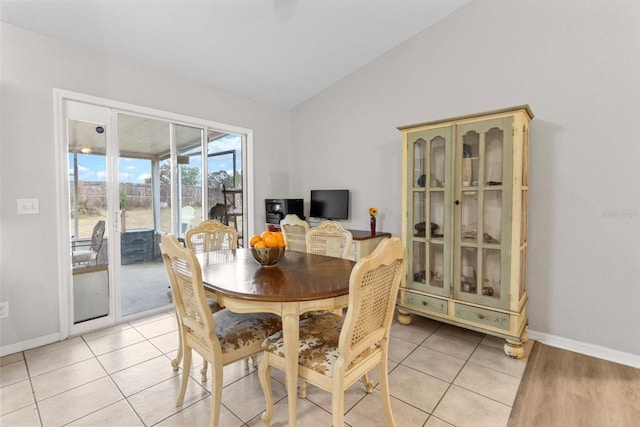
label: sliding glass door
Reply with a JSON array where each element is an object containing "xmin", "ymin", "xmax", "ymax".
[
  {"xmin": 59, "ymin": 92, "xmax": 249, "ymax": 336},
  {"xmin": 118, "ymin": 114, "xmax": 175, "ymax": 317}
]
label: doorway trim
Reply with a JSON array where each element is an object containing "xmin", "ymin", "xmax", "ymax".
[{"xmin": 54, "ymin": 89, "xmax": 254, "ymax": 339}]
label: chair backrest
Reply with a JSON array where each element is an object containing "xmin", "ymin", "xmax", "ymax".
[
  {"xmin": 184, "ymin": 220, "xmax": 238, "ymax": 254},
  {"xmin": 160, "ymin": 234, "xmax": 215, "ymax": 350},
  {"xmin": 90, "ymin": 220, "xmax": 106, "ymax": 253},
  {"xmin": 305, "ymin": 220, "xmax": 353, "ymax": 259},
  {"xmin": 280, "ymin": 214, "xmax": 310, "ymax": 252},
  {"xmin": 338, "ymin": 237, "xmax": 405, "ymax": 368}
]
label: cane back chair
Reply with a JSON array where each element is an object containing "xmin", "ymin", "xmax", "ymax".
[
  {"xmin": 279, "ymin": 214, "xmax": 310, "ymax": 252},
  {"xmin": 258, "ymin": 237, "xmax": 406, "ymax": 427},
  {"xmin": 305, "ymin": 220, "xmax": 353, "ymax": 259},
  {"xmin": 161, "ymin": 234, "xmax": 281, "ymax": 427}
]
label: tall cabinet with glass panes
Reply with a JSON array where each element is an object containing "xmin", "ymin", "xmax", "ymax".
[{"xmin": 397, "ymin": 106, "xmax": 533, "ymax": 358}]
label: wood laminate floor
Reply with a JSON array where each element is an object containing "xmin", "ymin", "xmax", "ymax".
[{"xmin": 508, "ymin": 342, "xmax": 640, "ymax": 427}]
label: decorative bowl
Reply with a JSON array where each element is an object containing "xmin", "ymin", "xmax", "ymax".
[{"xmin": 250, "ymin": 246, "xmax": 285, "ymax": 267}]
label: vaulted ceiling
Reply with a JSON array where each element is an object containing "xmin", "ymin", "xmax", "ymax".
[{"xmin": 0, "ymin": 0, "xmax": 470, "ymax": 108}]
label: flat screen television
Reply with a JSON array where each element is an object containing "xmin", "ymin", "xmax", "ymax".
[{"xmin": 309, "ymin": 189, "xmax": 349, "ymax": 220}]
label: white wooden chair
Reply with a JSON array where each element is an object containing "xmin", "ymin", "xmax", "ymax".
[
  {"xmin": 305, "ymin": 220, "xmax": 352, "ymax": 259},
  {"xmin": 279, "ymin": 214, "xmax": 310, "ymax": 252},
  {"xmin": 185, "ymin": 219, "xmax": 238, "ymax": 253},
  {"xmin": 160, "ymin": 234, "xmax": 281, "ymax": 427},
  {"xmin": 171, "ymin": 220, "xmax": 241, "ymax": 380},
  {"xmin": 180, "ymin": 205, "xmax": 195, "ymax": 233},
  {"xmin": 303, "ymin": 219, "xmax": 353, "ymax": 332},
  {"xmin": 258, "ymin": 237, "xmax": 406, "ymax": 427}
]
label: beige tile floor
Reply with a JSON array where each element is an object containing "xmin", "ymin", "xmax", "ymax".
[{"xmin": 0, "ymin": 311, "xmax": 532, "ymax": 426}]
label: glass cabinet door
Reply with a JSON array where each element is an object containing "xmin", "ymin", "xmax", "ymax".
[
  {"xmin": 454, "ymin": 118, "xmax": 512, "ymax": 309},
  {"xmin": 406, "ymin": 127, "xmax": 452, "ymax": 297}
]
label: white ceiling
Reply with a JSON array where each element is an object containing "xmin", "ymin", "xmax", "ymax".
[{"xmin": 0, "ymin": 0, "xmax": 470, "ymax": 108}]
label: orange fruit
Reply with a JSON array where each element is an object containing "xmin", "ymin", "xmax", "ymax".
[
  {"xmin": 249, "ymin": 235, "xmax": 262, "ymax": 247},
  {"xmin": 261, "ymin": 230, "xmax": 273, "ymax": 240},
  {"xmin": 264, "ymin": 235, "xmax": 280, "ymax": 248},
  {"xmin": 274, "ymin": 232, "xmax": 286, "ymax": 247},
  {"xmin": 254, "ymin": 240, "xmax": 266, "ymax": 249}
]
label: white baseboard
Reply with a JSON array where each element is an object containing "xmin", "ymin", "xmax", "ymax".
[
  {"xmin": 528, "ymin": 329, "xmax": 640, "ymax": 369},
  {"xmin": 0, "ymin": 332, "xmax": 61, "ymax": 357}
]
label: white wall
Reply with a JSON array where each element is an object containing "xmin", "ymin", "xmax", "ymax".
[
  {"xmin": 291, "ymin": 0, "xmax": 640, "ymax": 359},
  {"xmin": 0, "ymin": 22, "xmax": 291, "ymax": 351}
]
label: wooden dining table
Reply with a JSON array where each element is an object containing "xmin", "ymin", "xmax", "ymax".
[{"xmin": 196, "ymin": 248, "xmax": 356, "ymax": 426}]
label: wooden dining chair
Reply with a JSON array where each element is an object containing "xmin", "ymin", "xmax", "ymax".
[
  {"xmin": 185, "ymin": 219, "xmax": 238, "ymax": 253},
  {"xmin": 305, "ymin": 220, "xmax": 353, "ymax": 259},
  {"xmin": 302, "ymin": 220, "xmax": 353, "ymax": 341},
  {"xmin": 160, "ymin": 234, "xmax": 282, "ymax": 427},
  {"xmin": 279, "ymin": 213, "xmax": 310, "ymax": 252},
  {"xmin": 258, "ymin": 237, "xmax": 406, "ymax": 427},
  {"xmin": 177, "ymin": 220, "xmax": 243, "ymax": 380}
]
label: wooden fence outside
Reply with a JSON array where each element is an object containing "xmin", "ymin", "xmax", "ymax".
[{"xmin": 71, "ymin": 181, "xmax": 217, "ymax": 214}]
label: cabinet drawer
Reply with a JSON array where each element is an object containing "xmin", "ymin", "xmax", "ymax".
[
  {"xmin": 124, "ymin": 237, "xmax": 150, "ymax": 246},
  {"xmin": 403, "ymin": 292, "xmax": 447, "ymax": 315},
  {"xmin": 454, "ymin": 303, "xmax": 509, "ymax": 330}
]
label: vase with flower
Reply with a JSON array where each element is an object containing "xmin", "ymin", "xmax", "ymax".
[{"xmin": 369, "ymin": 207, "xmax": 378, "ymax": 235}]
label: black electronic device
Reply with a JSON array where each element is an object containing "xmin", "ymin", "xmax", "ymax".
[
  {"xmin": 265, "ymin": 198, "xmax": 304, "ymax": 224},
  {"xmin": 309, "ymin": 189, "xmax": 349, "ymax": 220}
]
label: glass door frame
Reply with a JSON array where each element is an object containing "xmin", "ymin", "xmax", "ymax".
[{"xmin": 54, "ymin": 89, "xmax": 253, "ymax": 339}]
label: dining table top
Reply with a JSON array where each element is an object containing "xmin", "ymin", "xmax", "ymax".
[{"xmin": 196, "ymin": 248, "xmax": 356, "ymax": 303}]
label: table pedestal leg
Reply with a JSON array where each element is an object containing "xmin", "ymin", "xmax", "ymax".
[{"xmin": 282, "ymin": 305, "xmax": 299, "ymax": 427}]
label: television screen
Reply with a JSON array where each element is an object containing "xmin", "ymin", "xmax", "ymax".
[{"xmin": 309, "ymin": 190, "xmax": 349, "ymax": 220}]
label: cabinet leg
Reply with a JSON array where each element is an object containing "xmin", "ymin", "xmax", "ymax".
[
  {"xmin": 503, "ymin": 339, "xmax": 525, "ymax": 359},
  {"xmin": 397, "ymin": 309, "xmax": 412, "ymax": 325}
]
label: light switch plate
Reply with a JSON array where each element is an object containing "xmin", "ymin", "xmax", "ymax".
[
  {"xmin": 0, "ymin": 302, "xmax": 8, "ymax": 318},
  {"xmin": 17, "ymin": 198, "xmax": 39, "ymax": 215}
]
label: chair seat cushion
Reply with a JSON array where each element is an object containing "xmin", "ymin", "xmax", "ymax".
[
  {"xmin": 214, "ymin": 310, "xmax": 282, "ymax": 354},
  {"xmin": 72, "ymin": 250, "xmax": 97, "ymax": 264},
  {"xmin": 263, "ymin": 312, "xmax": 344, "ymax": 376}
]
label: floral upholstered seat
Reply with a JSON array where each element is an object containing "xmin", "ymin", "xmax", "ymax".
[
  {"xmin": 263, "ymin": 312, "xmax": 378, "ymax": 377},
  {"xmin": 215, "ymin": 310, "xmax": 282, "ymax": 353}
]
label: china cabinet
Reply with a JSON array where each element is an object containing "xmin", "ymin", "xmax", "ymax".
[{"xmin": 397, "ymin": 106, "xmax": 533, "ymax": 358}]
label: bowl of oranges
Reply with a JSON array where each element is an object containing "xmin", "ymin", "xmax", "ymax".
[{"xmin": 249, "ymin": 230, "xmax": 286, "ymax": 267}]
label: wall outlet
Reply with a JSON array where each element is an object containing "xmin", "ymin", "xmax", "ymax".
[{"xmin": 0, "ymin": 302, "xmax": 8, "ymax": 318}]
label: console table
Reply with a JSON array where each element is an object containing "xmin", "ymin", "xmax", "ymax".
[{"xmin": 346, "ymin": 230, "xmax": 392, "ymax": 261}]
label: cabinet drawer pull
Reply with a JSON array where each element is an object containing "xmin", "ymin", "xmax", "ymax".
[
  {"xmin": 422, "ymin": 301, "xmax": 428, "ymax": 306},
  {"xmin": 477, "ymin": 314, "xmax": 485, "ymax": 320}
]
